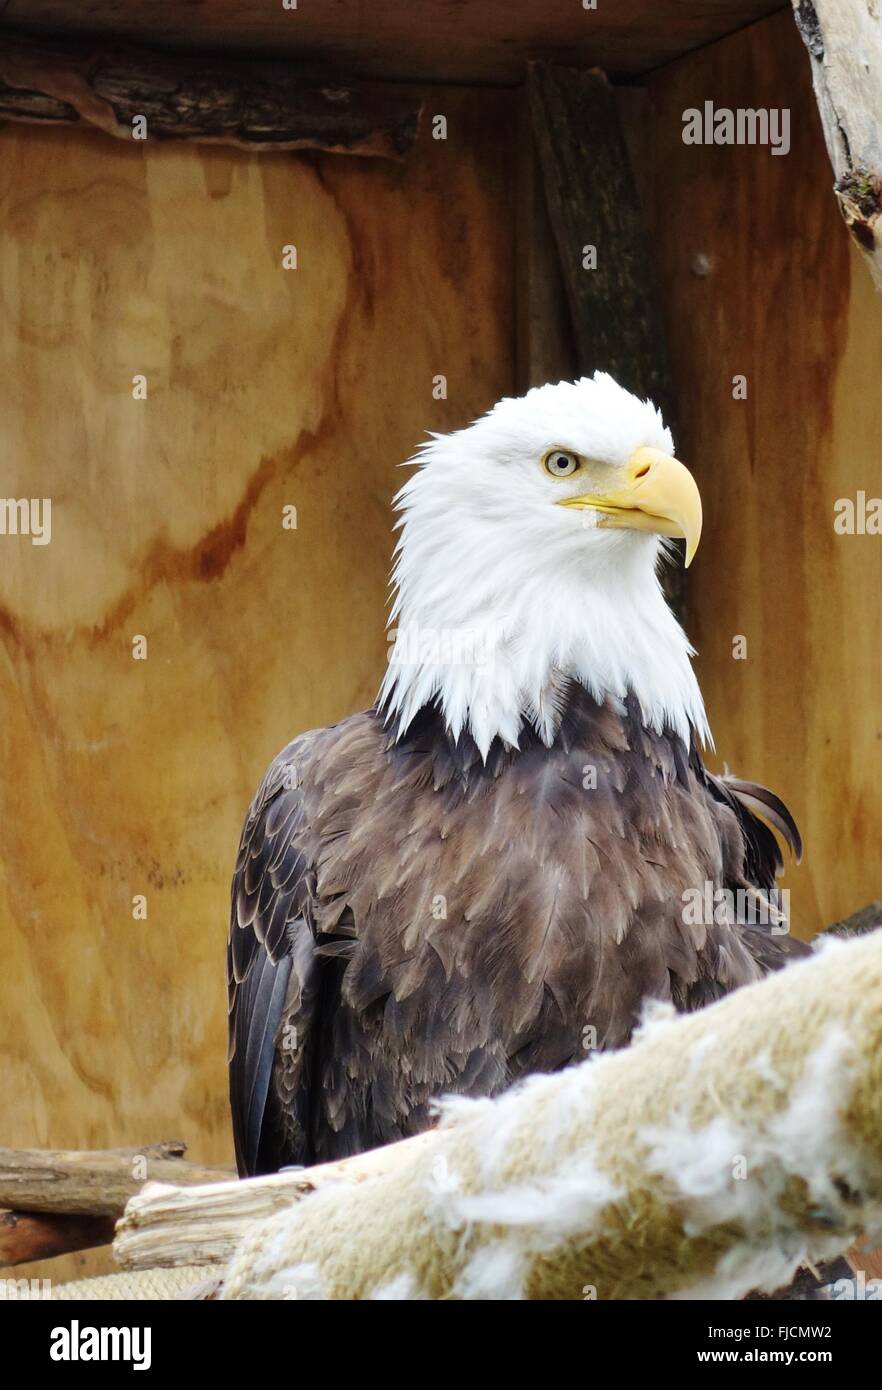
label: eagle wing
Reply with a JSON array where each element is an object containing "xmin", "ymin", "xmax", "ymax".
[{"xmin": 227, "ymin": 735, "xmax": 322, "ymax": 1177}]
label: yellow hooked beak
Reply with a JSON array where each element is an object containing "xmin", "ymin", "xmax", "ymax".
[{"xmin": 556, "ymin": 447, "xmax": 703, "ymax": 567}]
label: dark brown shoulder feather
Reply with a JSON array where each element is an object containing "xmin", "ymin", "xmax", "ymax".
[
  {"xmin": 721, "ymin": 775, "xmax": 803, "ymax": 863},
  {"xmin": 689, "ymin": 748, "xmax": 809, "ymax": 977}
]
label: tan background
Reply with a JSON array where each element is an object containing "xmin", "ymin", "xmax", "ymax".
[
  {"xmin": 0, "ymin": 10, "xmax": 879, "ymax": 1282},
  {"xmin": 0, "ymin": 89, "xmax": 514, "ymax": 1279},
  {"xmin": 638, "ymin": 11, "xmax": 882, "ymax": 941}
]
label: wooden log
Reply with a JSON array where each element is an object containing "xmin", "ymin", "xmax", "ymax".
[
  {"xmin": 824, "ymin": 901, "xmax": 882, "ymax": 938},
  {"xmin": 114, "ymin": 1131, "xmax": 434, "ymax": 1270},
  {"xmin": 792, "ymin": 0, "xmax": 882, "ymax": 288},
  {"xmin": 0, "ymin": 1142, "xmax": 231, "ymax": 1217},
  {"xmin": 0, "ymin": 1209, "xmax": 116, "ymax": 1267},
  {"xmin": 527, "ymin": 62, "xmax": 685, "ymax": 617},
  {"xmin": 0, "ymin": 30, "xmax": 420, "ymax": 158}
]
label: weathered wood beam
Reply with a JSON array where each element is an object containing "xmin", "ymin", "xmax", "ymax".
[
  {"xmin": 515, "ymin": 90, "xmax": 577, "ymax": 393},
  {"xmin": 792, "ymin": 0, "xmax": 882, "ymax": 288},
  {"xmin": 114, "ymin": 1132, "xmax": 434, "ymax": 1270},
  {"xmin": 0, "ymin": 1141, "xmax": 232, "ymax": 1217},
  {"xmin": 527, "ymin": 63, "xmax": 676, "ymax": 423},
  {"xmin": 527, "ymin": 62, "xmax": 684, "ymax": 615},
  {"xmin": 0, "ymin": 1208, "xmax": 116, "ymax": 1267},
  {"xmin": 0, "ymin": 31, "xmax": 420, "ymax": 158}
]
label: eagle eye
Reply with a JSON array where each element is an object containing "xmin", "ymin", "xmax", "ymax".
[{"xmin": 543, "ymin": 449, "xmax": 580, "ymax": 479}]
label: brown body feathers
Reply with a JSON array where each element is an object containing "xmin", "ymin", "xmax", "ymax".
[{"xmin": 228, "ymin": 684, "xmax": 805, "ymax": 1176}]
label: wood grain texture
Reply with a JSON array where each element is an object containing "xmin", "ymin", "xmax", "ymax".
[
  {"xmin": 637, "ymin": 10, "xmax": 882, "ymax": 940},
  {"xmin": 0, "ymin": 1209, "xmax": 116, "ymax": 1266},
  {"xmin": 0, "ymin": 1142, "xmax": 230, "ymax": 1216},
  {"xmin": 0, "ymin": 86, "xmax": 514, "ymax": 1280},
  {"xmin": 0, "ymin": 1, "xmax": 786, "ymax": 83}
]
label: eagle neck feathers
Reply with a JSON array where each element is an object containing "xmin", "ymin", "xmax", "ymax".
[{"xmin": 379, "ymin": 553, "xmax": 711, "ymax": 759}]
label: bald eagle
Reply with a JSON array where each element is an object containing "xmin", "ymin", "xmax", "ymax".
[{"xmin": 228, "ymin": 373, "xmax": 806, "ymax": 1178}]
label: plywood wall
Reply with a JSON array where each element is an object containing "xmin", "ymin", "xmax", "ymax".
[
  {"xmin": 639, "ymin": 10, "xmax": 882, "ymax": 939},
  {"xmin": 0, "ymin": 90, "xmax": 514, "ymax": 1279},
  {"xmin": 2, "ymin": 8, "xmax": 880, "ymax": 1287}
]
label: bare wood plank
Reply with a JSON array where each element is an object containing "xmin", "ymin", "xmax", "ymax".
[
  {"xmin": 0, "ymin": 30, "xmax": 420, "ymax": 158},
  {"xmin": 0, "ymin": 1143, "xmax": 232, "ymax": 1217},
  {"xmin": 0, "ymin": 1209, "xmax": 116, "ymax": 1267},
  {"xmin": 0, "ymin": 1, "xmax": 787, "ymax": 86},
  {"xmin": 792, "ymin": 0, "xmax": 882, "ymax": 288}
]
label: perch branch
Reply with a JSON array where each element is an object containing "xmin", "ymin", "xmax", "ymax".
[{"xmin": 113, "ymin": 1132, "xmax": 434, "ymax": 1270}]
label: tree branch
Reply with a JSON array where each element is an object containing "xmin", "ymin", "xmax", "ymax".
[{"xmin": 0, "ymin": 30, "xmax": 420, "ymax": 158}]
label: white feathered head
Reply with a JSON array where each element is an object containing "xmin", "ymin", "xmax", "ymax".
[{"xmin": 380, "ymin": 374, "xmax": 709, "ymax": 756}]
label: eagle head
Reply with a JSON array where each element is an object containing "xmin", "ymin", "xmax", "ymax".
[{"xmin": 380, "ymin": 374, "xmax": 709, "ymax": 757}]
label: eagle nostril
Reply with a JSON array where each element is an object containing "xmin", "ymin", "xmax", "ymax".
[{"xmin": 633, "ymin": 461, "xmax": 651, "ymax": 479}]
